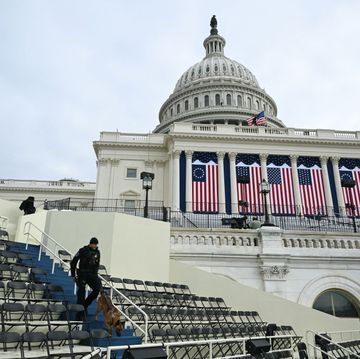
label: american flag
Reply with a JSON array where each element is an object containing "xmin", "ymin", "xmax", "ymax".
[
  {"xmin": 255, "ymin": 111, "xmax": 267, "ymax": 126},
  {"xmin": 339, "ymin": 158, "xmax": 360, "ymax": 217},
  {"xmin": 297, "ymin": 156, "xmax": 326, "ymax": 215},
  {"xmin": 247, "ymin": 116, "xmax": 255, "ymax": 126},
  {"xmin": 267, "ymin": 155, "xmax": 295, "ymax": 215},
  {"xmin": 236, "ymin": 154, "xmax": 263, "ymax": 213},
  {"xmin": 246, "ymin": 111, "xmax": 267, "ymax": 126},
  {"xmin": 192, "ymin": 152, "xmax": 218, "ymax": 212}
]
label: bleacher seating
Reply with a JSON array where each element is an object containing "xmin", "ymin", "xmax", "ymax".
[
  {"xmin": 0, "ymin": 238, "xmax": 308, "ymax": 358},
  {"xmin": 0, "ymin": 239, "xmax": 140, "ymax": 358},
  {"xmin": 323, "ymin": 339, "xmax": 360, "ymax": 359}
]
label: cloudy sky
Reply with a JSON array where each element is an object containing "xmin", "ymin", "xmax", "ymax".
[{"xmin": 1, "ymin": 1, "xmax": 359, "ymax": 181}]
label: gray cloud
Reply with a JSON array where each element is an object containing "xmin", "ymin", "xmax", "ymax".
[{"xmin": 0, "ymin": 0, "xmax": 359, "ymax": 181}]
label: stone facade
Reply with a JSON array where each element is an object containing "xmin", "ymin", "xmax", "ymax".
[
  {"xmin": 0, "ymin": 178, "xmax": 95, "ymax": 208},
  {"xmin": 93, "ymin": 18, "xmax": 360, "ymax": 314}
]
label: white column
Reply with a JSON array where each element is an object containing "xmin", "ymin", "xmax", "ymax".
[
  {"xmin": 217, "ymin": 151, "xmax": 226, "ymax": 213},
  {"xmin": 320, "ymin": 156, "xmax": 334, "ymax": 213},
  {"xmin": 259, "ymin": 153, "xmax": 270, "ymax": 215},
  {"xmin": 95, "ymin": 159, "xmax": 108, "ymax": 198},
  {"xmin": 259, "ymin": 153, "xmax": 268, "ymax": 181},
  {"xmin": 229, "ymin": 152, "xmax": 238, "ymax": 214},
  {"xmin": 106, "ymin": 159, "xmax": 112, "ymax": 200},
  {"xmin": 172, "ymin": 150, "xmax": 180, "ymax": 211},
  {"xmin": 290, "ymin": 154, "xmax": 302, "ymax": 215},
  {"xmin": 331, "ymin": 156, "xmax": 345, "ymax": 214},
  {"xmin": 109, "ymin": 159, "xmax": 120, "ymax": 198},
  {"xmin": 185, "ymin": 150, "xmax": 193, "ymax": 212}
]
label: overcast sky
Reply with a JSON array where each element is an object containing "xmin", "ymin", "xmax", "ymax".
[{"xmin": 1, "ymin": 1, "xmax": 359, "ymax": 181}]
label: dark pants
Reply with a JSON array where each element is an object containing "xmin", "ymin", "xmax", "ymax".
[{"xmin": 77, "ymin": 271, "xmax": 101, "ymax": 309}]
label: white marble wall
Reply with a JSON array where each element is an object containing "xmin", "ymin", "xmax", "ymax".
[{"xmin": 170, "ymin": 227, "xmax": 360, "ymax": 308}]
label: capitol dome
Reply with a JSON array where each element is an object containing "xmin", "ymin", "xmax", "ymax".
[
  {"xmin": 154, "ymin": 16, "xmax": 285, "ymax": 133},
  {"xmin": 174, "ymin": 54, "xmax": 260, "ymax": 93}
]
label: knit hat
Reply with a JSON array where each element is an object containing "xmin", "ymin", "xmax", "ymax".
[{"xmin": 89, "ymin": 237, "xmax": 98, "ymax": 245}]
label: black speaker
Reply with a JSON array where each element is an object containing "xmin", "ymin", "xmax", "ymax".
[
  {"xmin": 122, "ymin": 347, "xmax": 167, "ymax": 359},
  {"xmin": 246, "ymin": 338, "xmax": 271, "ymax": 356}
]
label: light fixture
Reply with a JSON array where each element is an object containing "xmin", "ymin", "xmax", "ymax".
[{"xmin": 140, "ymin": 172, "xmax": 155, "ymax": 218}]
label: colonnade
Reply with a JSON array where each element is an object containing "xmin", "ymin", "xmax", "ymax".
[{"xmin": 171, "ymin": 150, "xmax": 345, "ymax": 214}]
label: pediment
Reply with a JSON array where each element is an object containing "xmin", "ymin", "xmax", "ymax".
[{"xmin": 119, "ymin": 190, "xmax": 141, "ymax": 198}]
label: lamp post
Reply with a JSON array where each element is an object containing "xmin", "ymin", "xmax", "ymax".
[
  {"xmin": 141, "ymin": 172, "xmax": 154, "ymax": 218},
  {"xmin": 260, "ymin": 179, "xmax": 274, "ymax": 227},
  {"xmin": 341, "ymin": 178, "xmax": 357, "ymax": 233},
  {"xmin": 238, "ymin": 175, "xmax": 250, "ymax": 213}
]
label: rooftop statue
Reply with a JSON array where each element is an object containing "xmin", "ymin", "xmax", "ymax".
[{"xmin": 210, "ymin": 15, "xmax": 218, "ymax": 35}]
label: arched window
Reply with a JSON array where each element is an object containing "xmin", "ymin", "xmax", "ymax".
[
  {"xmin": 204, "ymin": 95, "xmax": 209, "ymax": 107},
  {"xmin": 263, "ymin": 104, "xmax": 266, "ymax": 111},
  {"xmin": 255, "ymin": 100, "xmax": 259, "ymax": 110},
  {"xmin": 170, "ymin": 108, "xmax": 173, "ymax": 116},
  {"xmin": 177, "ymin": 104, "xmax": 180, "ymax": 114},
  {"xmin": 226, "ymin": 94, "xmax": 232, "ymax": 106},
  {"xmin": 185, "ymin": 100, "xmax": 189, "ymax": 111},
  {"xmin": 194, "ymin": 97, "xmax": 199, "ymax": 108},
  {"xmin": 237, "ymin": 95, "xmax": 242, "ymax": 106},
  {"xmin": 247, "ymin": 97, "xmax": 252, "ymax": 109},
  {"xmin": 215, "ymin": 94, "xmax": 220, "ymax": 106},
  {"xmin": 313, "ymin": 290, "xmax": 359, "ymax": 318}
]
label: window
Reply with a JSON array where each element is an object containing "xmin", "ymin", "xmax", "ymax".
[
  {"xmin": 170, "ymin": 108, "xmax": 173, "ymax": 116},
  {"xmin": 313, "ymin": 290, "xmax": 359, "ymax": 318},
  {"xmin": 237, "ymin": 95, "xmax": 242, "ymax": 106},
  {"xmin": 177, "ymin": 104, "xmax": 180, "ymax": 114},
  {"xmin": 255, "ymin": 100, "xmax": 260, "ymax": 110},
  {"xmin": 194, "ymin": 97, "xmax": 199, "ymax": 108},
  {"xmin": 263, "ymin": 104, "xmax": 266, "ymax": 111},
  {"xmin": 247, "ymin": 97, "xmax": 252, "ymax": 109},
  {"xmin": 185, "ymin": 100, "xmax": 189, "ymax": 111},
  {"xmin": 226, "ymin": 94, "xmax": 232, "ymax": 106},
  {"xmin": 126, "ymin": 168, "xmax": 137, "ymax": 178},
  {"xmin": 204, "ymin": 95, "xmax": 209, "ymax": 107},
  {"xmin": 124, "ymin": 200, "xmax": 136, "ymax": 214},
  {"xmin": 215, "ymin": 94, "xmax": 220, "ymax": 106},
  {"xmin": 124, "ymin": 200, "xmax": 135, "ymax": 209}
]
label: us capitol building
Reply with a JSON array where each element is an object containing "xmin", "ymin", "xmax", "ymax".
[{"xmin": 3, "ymin": 17, "xmax": 360, "ymax": 318}]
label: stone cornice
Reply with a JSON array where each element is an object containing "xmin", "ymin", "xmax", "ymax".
[
  {"xmin": 0, "ymin": 187, "xmax": 95, "ymax": 193},
  {"xmin": 156, "ymin": 109, "xmax": 283, "ymax": 133},
  {"xmin": 160, "ymin": 80, "xmax": 277, "ymax": 114},
  {"xmin": 93, "ymin": 141, "xmax": 164, "ymax": 149},
  {"xmin": 168, "ymin": 131, "xmax": 360, "ymax": 147}
]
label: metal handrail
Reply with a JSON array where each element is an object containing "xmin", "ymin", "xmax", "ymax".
[
  {"xmin": 105, "ymin": 334, "xmax": 296, "ymax": 359},
  {"xmin": 305, "ymin": 329, "xmax": 359, "ymax": 359},
  {"xmin": 179, "ymin": 212, "xmax": 198, "ymax": 228},
  {"xmin": 81, "ymin": 347, "xmax": 104, "ymax": 359},
  {"xmin": 0, "ymin": 215, "xmax": 8, "ymax": 230},
  {"xmin": 320, "ymin": 329, "xmax": 360, "ymax": 341},
  {"xmin": 23, "ymin": 221, "xmax": 149, "ymax": 343}
]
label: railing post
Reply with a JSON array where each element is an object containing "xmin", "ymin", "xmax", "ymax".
[
  {"xmin": 144, "ymin": 315, "xmax": 148, "ymax": 343},
  {"xmin": 38, "ymin": 236, "xmax": 42, "ymax": 261},
  {"xmin": 52, "ymin": 244, "xmax": 57, "ymax": 274},
  {"xmin": 25, "ymin": 222, "xmax": 29, "ymax": 249},
  {"xmin": 209, "ymin": 342, "xmax": 213, "ymax": 358}
]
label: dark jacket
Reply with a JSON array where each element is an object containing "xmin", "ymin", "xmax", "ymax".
[
  {"xmin": 19, "ymin": 197, "xmax": 36, "ymax": 215},
  {"xmin": 70, "ymin": 245, "xmax": 101, "ymax": 277}
]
